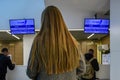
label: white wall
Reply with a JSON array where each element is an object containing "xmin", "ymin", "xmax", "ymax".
[
  {"xmin": 111, "ymin": 0, "xmax": 120, "ymax": 79},
  {"xmin": 6, "ymin": 66, "xmax": 31, "ymax": 80},
  {"xmin": 23, "ymin": 34, "xmax": 36, "ymax": 65}
]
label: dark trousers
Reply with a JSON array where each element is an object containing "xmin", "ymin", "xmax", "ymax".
[
  {"xmin": 81, "ymin": 78, "xmax": 95, "ymax": 80},
  {"xmin": 0, "ymin": 73, "xmax": 6, "ymax": 80},
  {"xmin": 81, "ymin": 76, "xmax": 96, "ymax": 80}
]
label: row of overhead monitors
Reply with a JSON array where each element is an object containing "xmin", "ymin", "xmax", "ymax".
[{"xmin": 9, "ymin": 18, "xmax": 110, "ymax": 35}]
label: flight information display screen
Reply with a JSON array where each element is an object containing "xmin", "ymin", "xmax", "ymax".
[
  {"xmin": 9, "ymin": 19, "xmax": 35, "ymax": 34},
  {"xmin": 84, "ymin": 18, "xmax": 109, "ymax": 34}
]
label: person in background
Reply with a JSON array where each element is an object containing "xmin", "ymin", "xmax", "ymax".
[
  {"xmin": 26, "ymin": 6, "xmax": 85, "ymax": 80},
  {"xmin": 0, "ymin": 48, "xmax": 15, "ymax": 80},
  {"xmin": 81, "ymin": 49, "xmax": 99, "ymax": 80}
]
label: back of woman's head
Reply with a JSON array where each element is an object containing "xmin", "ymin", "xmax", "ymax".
[
  {"xmin": 31, "ymin": 6, "xmax": 80, "ymax": 74},
  {"xmin": 39, "ymin": 6, "xmax": 68, "ymax": 36}
]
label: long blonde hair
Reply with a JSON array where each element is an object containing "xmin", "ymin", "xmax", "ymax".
[{"xmin": 30, "ymin": 6, "xmax": 81, "ymax": 74}]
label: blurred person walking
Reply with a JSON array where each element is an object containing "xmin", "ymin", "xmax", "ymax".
[{"xmin": 0, "ymin": 48, "xmax": 15, "ymax": 80}]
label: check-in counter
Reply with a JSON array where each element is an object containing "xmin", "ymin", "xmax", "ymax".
[
  {"xmin": 96, "ymin": 64, "xmax": 110, "ymax": 80},
  {"xmin": 6, "ymin": 65, "xmax": 110, "ymax": 80},
  {"xmin": 6, "ymin": 65, "xmax": 30, "ymax": 80}
]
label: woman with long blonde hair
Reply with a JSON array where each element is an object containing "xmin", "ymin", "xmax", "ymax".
[{"xmin": 27, "ymin": 5, "xmax": 85, "ymax": 80}]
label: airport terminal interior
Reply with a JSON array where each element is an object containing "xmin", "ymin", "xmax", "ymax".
[{"xmin": 0, "ymin": 0, "xmax": 110, "ymax": 80}]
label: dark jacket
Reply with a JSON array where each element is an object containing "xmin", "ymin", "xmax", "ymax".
[
  {"xmin": 0, "ymin": 54, "xmax": 15, "ymax": 74},
  {"xmin": 85, "ymin": 53, "xmax": 99, "ymax": 71},
  {"xmin": 83, "ymin": 53, "xmax": 99, "ymax": 80}
]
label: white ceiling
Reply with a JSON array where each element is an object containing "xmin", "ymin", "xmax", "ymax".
[
  {"xmin": 45, "ymin": 0, "xmax": 110, "ymax": 29},
  {"xmin": 45, "ymin": 0, "xmax": 110, "ymax": 13}
]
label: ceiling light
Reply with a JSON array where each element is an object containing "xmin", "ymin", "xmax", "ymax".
[
  {"xmin": 6, "ymin": 31, "xmax": 20, "ymax": 40},
  {"xmin": 87, "ymin": 33, "xmax": 95, "ymax": 39},
  {"xmin": 12, "ymin": 34, "xmax": 20, "ymax": 40},
  {"xmin": 6, "ymin": 31, "xmax": 11, "ymax": 34}
]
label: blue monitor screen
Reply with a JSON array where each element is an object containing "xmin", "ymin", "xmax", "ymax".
[
  {"xmin": 9, "ymin": 19, "xmax": 35, "ymax": 34},
  {"xmin": 84, "ymin": 18, "xmax": 110, "ymax": 34}
]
